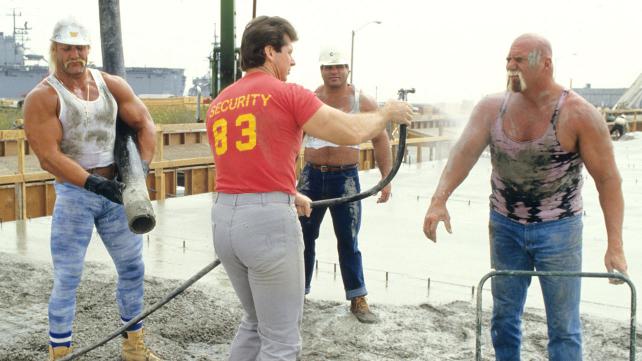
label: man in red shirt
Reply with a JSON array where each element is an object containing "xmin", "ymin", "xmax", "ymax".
[{"xmin": 206, "ymin": 16, "xmax": 413, "ymax": 361}]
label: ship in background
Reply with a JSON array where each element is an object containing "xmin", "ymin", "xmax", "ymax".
[{"xmin": 1, "ymin": 13, "xmax": 186, "ymax": 101}]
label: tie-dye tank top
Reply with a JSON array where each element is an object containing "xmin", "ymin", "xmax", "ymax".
[{"xmin": 489, "ymin": 90, "xmax": 583, "ymax": 224}]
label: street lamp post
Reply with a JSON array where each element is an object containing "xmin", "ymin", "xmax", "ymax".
[{"xmin": 350, "ymin": 20, "xmax": 381, "ymax": 84}]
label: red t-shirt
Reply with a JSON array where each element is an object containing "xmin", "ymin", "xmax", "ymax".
[{"xmin": 206, "ymin": 71, "xmax": 322, "ymax": 194}]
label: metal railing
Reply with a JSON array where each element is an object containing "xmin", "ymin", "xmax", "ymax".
[{"xmin": 475, "ymin": 270, "xmax": 637, "ymax": 360}]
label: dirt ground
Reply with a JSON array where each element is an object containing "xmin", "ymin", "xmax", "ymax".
[{"xmin": 0, "ymin": 252, "xmax": 638, "ymax": 361}]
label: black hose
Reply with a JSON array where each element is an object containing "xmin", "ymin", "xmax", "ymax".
[
  {"xmin": 58, "ymin": 259, "xmax": 221, "ymax": 361},
  {"xmin": 59, "ymin": 89, "xmax": 413, "ymax": 360},
  {"xmin": 310, "ymin": 87, "xmax": 413, "ymax": 208},
  {"xmin": 310, "ymin": 124, "xmax": 407, "ymax": 208}
]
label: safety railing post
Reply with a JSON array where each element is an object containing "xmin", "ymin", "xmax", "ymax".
[{"xmin": 475, "ymin": 270, "xmax": 636, "ymax": 361}]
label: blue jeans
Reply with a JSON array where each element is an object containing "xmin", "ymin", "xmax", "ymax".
[
  {"xmin": 48, "ymin": 182, "xmax": 144, "ymax": 348},
  {"xmin": 297, "ymin": 164, "xmax": 366, "ymax": 300},
  {"xmin": 489, "ymin": 210, "xmax": 583, "ymax": 361}
]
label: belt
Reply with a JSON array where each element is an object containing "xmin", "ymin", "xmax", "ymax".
[
  {"xmin": 306, "ymin": 162, "xmax": 358, "ymax": 172},
  {"xmin": 214, "ymin": 192, "xmax": 294, "ymax": 205},
  {"xmin": 86, "ymin": 164, "xmax": 116, "ymax": 179},
  {"xmin": 56, "ymin": 164, "xmax": 116, "ymax": 183}
]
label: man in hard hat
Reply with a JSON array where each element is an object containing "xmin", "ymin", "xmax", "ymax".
[
  {"xmin": 297, "ymin": 46, "xmax": 392, "ymax": 323},
  {"xmin": 23, "ymin": 17, "xmax": 160, "ymax": 360},
  {"xmin": 423, "ymin": 33, "xmax": 628, "ymax": 360}
]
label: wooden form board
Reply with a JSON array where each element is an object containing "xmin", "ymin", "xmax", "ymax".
[{"xmin": 0, "ymin": 123, "xmax": 453, "ymax": 221}]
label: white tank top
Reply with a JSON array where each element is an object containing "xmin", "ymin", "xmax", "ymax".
[
  {"xmin": 47, "ymin": 68, "xmax": 118, "ymax": 169},
  {"xmin": 305, "ymin": 87, "xmax": 361, "ymax": 149}
]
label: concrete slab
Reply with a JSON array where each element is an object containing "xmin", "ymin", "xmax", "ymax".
[{"xmin": 2, "ymin": 133, "xmax": 641, "ymax": 322}]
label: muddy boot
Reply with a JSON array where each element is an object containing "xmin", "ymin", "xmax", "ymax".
[
  {"xmin": 121, "ymin": 329, "xmax": 162, "ymax": 361},
  {"xmin": 350, "ymin": 296, "xmax": 379, "ymax": 324},
  {"xmin": 48, "ymin": 345, "xmax": 72, "ymax": 360}
]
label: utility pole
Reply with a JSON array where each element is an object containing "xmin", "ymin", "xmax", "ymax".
[
  {"xmin": 219, "ymin": 0, "xmax": 236, "ymax": 94},
  {"xmin": 98, "ymin": 0, "xmax": 126, "ymax": 78}
]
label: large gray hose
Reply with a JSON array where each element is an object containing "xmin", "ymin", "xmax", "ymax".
[{"xmin": 114, "ymin": 119, "xmax": 156, "ymax": 234}]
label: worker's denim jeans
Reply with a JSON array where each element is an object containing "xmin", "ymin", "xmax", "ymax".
[
  {"xmin": 48, "ymin": 182, "xmax": 144, "ymax": 347},
  {"xmin": 489, "ymin": 210, "xmax": 583, "ymax": 361},
  {"xmin": 297, "ymin": 164, "xmax": 366, "ymax": 300}
]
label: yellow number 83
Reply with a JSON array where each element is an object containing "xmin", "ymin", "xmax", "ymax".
[{"xmin": 212, "ymin": 113, "xmax": 257, "ymax": 155}]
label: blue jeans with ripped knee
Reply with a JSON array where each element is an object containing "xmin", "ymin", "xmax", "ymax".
[
  {"xmin": 297, "ymin": 164, "xmax": 366, "ymax": 300},
  {"xmin": 48, "ymin": 182, "xmax": 145, "ymax": 348},
  {"xmin": 489, "ymin": 210, "xmax": 583, "ymax": 361}
]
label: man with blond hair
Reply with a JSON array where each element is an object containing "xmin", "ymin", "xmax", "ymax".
[{"xmin": 23, "ymin": 17, "xmax": 160, "ymax": 360}]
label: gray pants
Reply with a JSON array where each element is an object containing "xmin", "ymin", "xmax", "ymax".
[{"xmin": 212, "ymin": 192, "xmax": 305, "ymax": 361}]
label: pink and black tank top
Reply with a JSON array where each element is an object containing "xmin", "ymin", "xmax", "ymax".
[{"xmin": 489, "ymin": 90, "xmax": 583, "ymax": 224}]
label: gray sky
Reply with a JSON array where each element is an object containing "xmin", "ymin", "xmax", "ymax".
[{"xmin": 3, "ymin": 0, "xmax": 641, "ymax": 103}]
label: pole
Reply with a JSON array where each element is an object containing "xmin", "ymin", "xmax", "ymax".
[
  {"xmin": 98, "ymin": 1, "xmax": 156, "ymax": 234},
  {"xmin": 349, "ymin": 29, "xmax": 355, "ymax": 84},
  {"xmin": 220, "ymin": 0, "xmax": 236, "ymax": 92},
  {"xmin": 98, "ymin": 0, "xmax": 126, "ymax": 78},
  {"xmin": 349, "ymin": 21, "xmax": 381, "ymax": 86}
]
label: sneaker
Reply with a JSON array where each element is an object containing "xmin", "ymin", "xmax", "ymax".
[
  {"xmin": 350, "ymin": 296, "xmax": 379, "ymax": 324},
  {"xmin": 48, "ymin": 345, "xmax": 72, "ymax": 360},
  {"xmin": 122, "ymin": 329, "xmax": 162, "ymax": 361}
]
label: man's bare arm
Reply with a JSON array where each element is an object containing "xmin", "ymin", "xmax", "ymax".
[
  {"xmin": 423, "ymin": 95, "xmax": 499, "ymax": 241},
  {"xmin": 571, "ymin": 100, "xmax": 627, "ymax": 280},
  {"xmin": 302, "ymin": 100, "xmax": 413, "ymax": 145},
  {"xmin": 103, "ymin": 73, "xmax": 156, "ymax": 163},
  {"xmin": 361, "ymin": 94, "xmax": 393, "ymax": 202},
  {"xmin": 23, "ymin": 84, "xmax": 90, "ymax": 187},
  {"xmin": 361, "ymin": 95, "xmax": 392, "ymax": 177}
]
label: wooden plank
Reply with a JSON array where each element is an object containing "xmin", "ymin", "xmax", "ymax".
[
  {"xmin": 184, "ymin": 167, "xmax": 210, "ymax": 195},
  {"xmin": 165, "ymin": 170, "xmax": 176, "ymax": 197},
  {"xmin": 23, "ymin": 172, "xmax": 54, "ymax": 182},
  {"xmin": 207, "ymin": 166, "xmax": 216, "ymax": 192},
  {"xmin": 45, "ymin": 182, "xmax": 56, "ymax": 215},
  {"xmin": 184, "ymin": 132, "xmax": 199, "ymax": 144},
  {"xmin": 154, "ymin": 130, "xmax": 164, "ymax": 161},
  {"xmin": 15, "ymin": 181, "xmax": 26, "ymax": 220},
  {"xmin": 167, "ymin": 133, "xmax": 182, "ymax": 146},
  {"xmin": 26, "ymin": 183, "xmax": 47, "ymax": 218},
  {"xmin": 158, "ymin": 122, "xmax": 206, "ymax": 132},
  {"xmin": 0, "ymin": 130, "xmax": 26, "ymax": 140},
  {"xmin": 151, "ymin": 169, "xmax": 166, "ymax": 201},
  {"xmin": 0, "ymin": 172, "xmax": 54, "ymax": 185},
  {"xmin": 0, "ymin": 186, "xmax": 16, "ymax": 221},
  {"xmin": 142, "ymin": 97, "xmax": 198, "ymax": 107},
  {"xmin": 4, "ymin": 141, "xmax": 18, "ymax": 156},
  {"xmin": 152, "ymin": 156, "xmax": 214, "ymax": 169},
  {"xmin": 17, "ymin": 139, "xmax": 25, "ymax": 174}
]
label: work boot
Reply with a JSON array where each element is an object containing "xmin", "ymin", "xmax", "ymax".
[
  {"xmin": 48, "ymin": 345, "xmax": 71, "ymax": 360},
  {"xmin": 350, "ymin": 296, "xmax": 379, "ymax": 324},
  {"xmin": 121, "ymin": 329, "xmax": 162, "ymax": 361}
]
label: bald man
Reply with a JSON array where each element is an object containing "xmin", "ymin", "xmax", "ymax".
[{"xmin": 423, "ymin": 34, "xmax": 628, "ymax": 360}]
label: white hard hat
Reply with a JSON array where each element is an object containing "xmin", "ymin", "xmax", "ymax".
[
  {"xmin": 50, "ymin": 17, "xmax": 91, "ymax": 46},
  {"xmin": 319, "ymin": 46, "xmax": 349, "ymax": 66}
]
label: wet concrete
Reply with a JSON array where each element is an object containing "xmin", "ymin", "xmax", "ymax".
[
  {"xmin": 1, "ymin": 250, "xmax": 638, "ymax": 360},
  {"xmin": 1, "ymin": 133, "xmax": 642, "ymax": 359}
]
